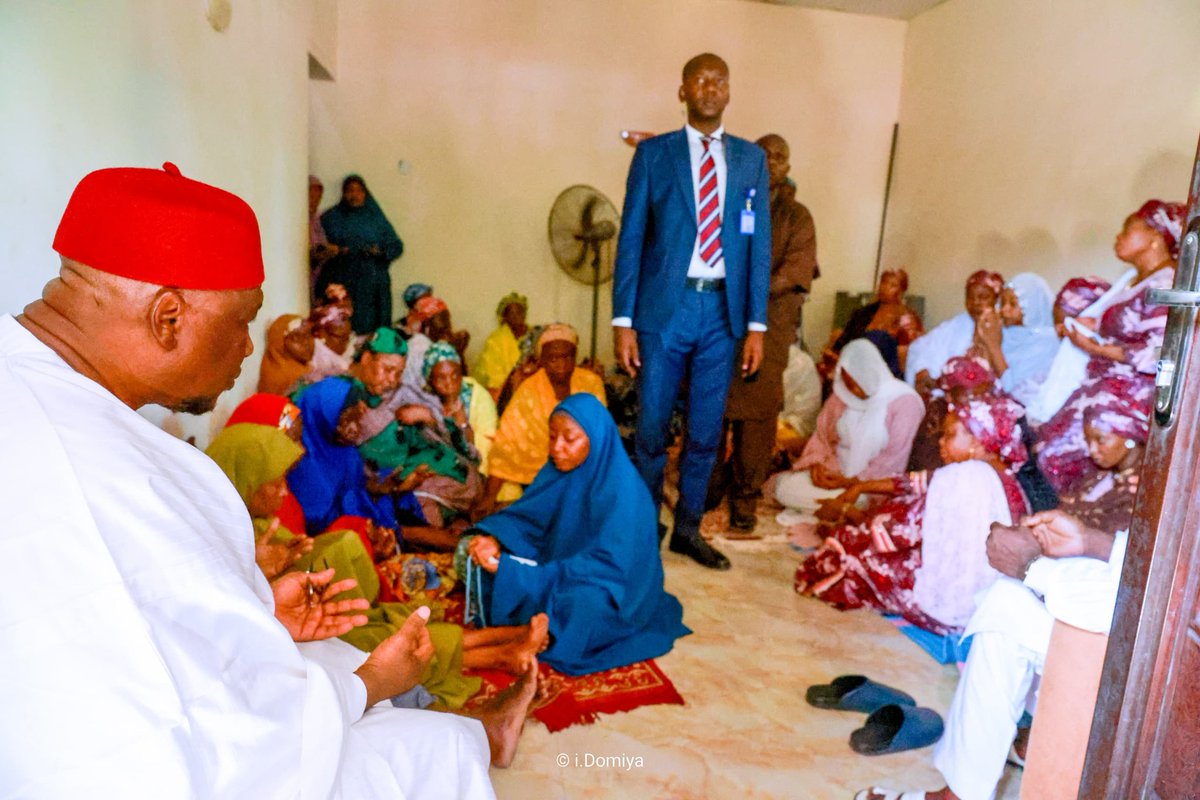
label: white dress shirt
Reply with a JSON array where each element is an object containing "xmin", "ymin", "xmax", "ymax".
[{"xmin": 614, "ymin": 124, "xmax": 765, "ymax": 332}]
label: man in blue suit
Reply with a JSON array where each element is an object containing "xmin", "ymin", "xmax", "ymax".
[{"xmin": 613, "ymin": 53, "xmax": 771, "ymax": 570}]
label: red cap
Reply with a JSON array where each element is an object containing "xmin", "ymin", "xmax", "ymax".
[{"xmin": 53, "ymin": 162, "xmax": 264, "ymax": 290}]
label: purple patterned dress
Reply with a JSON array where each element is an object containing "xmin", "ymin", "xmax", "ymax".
[{"xmin": 1036, "ymin": 268, "xmax": 1172, "ymax": 494}]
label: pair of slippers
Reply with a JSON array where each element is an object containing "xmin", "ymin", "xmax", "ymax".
[{"xmin": 806, "ymin": 675, "xmax": 944, "ymax": 756}]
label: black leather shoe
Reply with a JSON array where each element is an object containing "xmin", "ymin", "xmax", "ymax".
[
  {"xmin": 729, "ymin": 508, "xmax": 757, "ymax": 531},
  {"xmin": 668, "ymin": 535, "xmax": 732, "ymax": 570}
]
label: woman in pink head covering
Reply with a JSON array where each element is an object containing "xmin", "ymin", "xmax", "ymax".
[
  {"xmin": 795, "ymin": 393, "xmax": 1030, "ymax": 635},
  {"xmin": 1055, "ymin": 387, "xmax": 1148, "ymax": 534},
  {"xmin": 904, "ymin": 269, "xmax": 1004, "ymax": 391},
  {"xmin": 1035, "ymin": 200, "xmax": 1184, "ymax": 494},
  {"xmin": 905, "ymin": 354, "xmax": 997, "ymax": 473}
]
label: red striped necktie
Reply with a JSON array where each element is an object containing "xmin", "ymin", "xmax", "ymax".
[{"xmin": 697, "ymin": 137, "xmax": 722, "ymax": 268}]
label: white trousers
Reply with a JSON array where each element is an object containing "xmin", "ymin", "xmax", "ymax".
[
  {"xmin": 336, "ymin": 707, "xmax": 495, "ymax": 800},
  {"xmin": 774, "ymin": 469, "xmax": 842, "ymax": 512},
  {"xmin": 932, "ymin": 579, "xmax": 1053, "ymax": 800},
  {"xmin": 299, "ymin": 640, "xmax": 495, "ymax": 800}
]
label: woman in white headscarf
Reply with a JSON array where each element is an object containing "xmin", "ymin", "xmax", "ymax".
[
  {"xmin": 972, "ymin": 272, "xmax": 1059, "ymax": 409},
  {"xmin": 775, "ymin": 339, "xmax": 924, "ymax": 518}
]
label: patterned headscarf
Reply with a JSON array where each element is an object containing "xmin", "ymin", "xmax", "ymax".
[
  {"xmin": 938, "ymin": 354, "xmax": 997, "ymax": 395},
  {"xmin": 1083, "ymin": 397, "xmax": 1151, "ymax": 444},
  {"xmin": 358, "ymin": 326, "xmax": 407, "ymax": 359},
  {"xmin": 535, "ymin": 323, "xmax": 579, "ymax": 359},
  {"xmin": 403, "ymin": 283, "xmax": 433, "ymax": 310},
  {"xmin": 1055, "ymin": 277, "xmax": 1111, "ymax": 317},
  {"xmin": 309, "ymin": 298, "xmax": 352, "ymax": 332},
  {"xmin": 952, "ymin": 394, "xmax": 1028, "ymax": 467},
  {"xmin": 410, "ymin": 296, "xmax": 449, "ymax": 324},
  {"xmin": 496, "ymin": 291, "xmax": 529, "ymax": 320},
  {"xmin": 422, "ymin": 340, "xmax": 461, "ymax": 380},
  {"xmin": 966, "ymin": 270, "xmax": 1005, "ymax": 297},
  {"xmin": 1134, "ymin": 200, "xmax": 1187, "ymax": 260},
  {"xmin": 880, "ymin": 268, "xmax": 909, "ymax": 292}
]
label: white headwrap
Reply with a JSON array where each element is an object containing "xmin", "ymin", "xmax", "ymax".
[{"xmin": 833, "ymin": 339, "xmax": 922, "ymax": 478}]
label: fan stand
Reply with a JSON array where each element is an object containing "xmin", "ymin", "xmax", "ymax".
[{"xmin": 588, "ymin": 240, "xmax": 602, "ymax": 364}]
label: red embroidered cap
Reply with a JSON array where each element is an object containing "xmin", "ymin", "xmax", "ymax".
[{"xmin": 52, "ymin": 162, "xmax": 264, "ymax": 290}]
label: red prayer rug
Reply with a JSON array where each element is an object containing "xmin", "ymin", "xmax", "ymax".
[
  {"xmin": 464, "ymin": 658, "xmax": 685, "ymax": 733},
  {"xmin": 393, "ymin": 555, "xmax": 686, "ymax": 732}
]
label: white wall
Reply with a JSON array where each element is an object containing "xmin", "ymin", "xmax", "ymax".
[
  {"xmin": 883, "ymin": 0, "xmax": 1200, "ymax": 328},
  {"xmin": 309, "ymin": 0, "xmax": 907, "ymax": 358},
  {"xmin": 0, "ymin": 0, "xmax": 313, "ymax": 444}
]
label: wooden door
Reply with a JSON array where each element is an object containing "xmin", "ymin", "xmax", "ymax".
[{"xmin": 1079, "ymin": 137, "xmax": 1200, "ymax": 798}]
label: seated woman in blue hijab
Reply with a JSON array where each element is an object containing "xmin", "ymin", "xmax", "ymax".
[
  {"xmin": 463, "ymin": 394, "xmax": 691, "ymax": 675},
  {"xmin": 288, "ymin": 375, "xmax": 430, "ymax": 538}
]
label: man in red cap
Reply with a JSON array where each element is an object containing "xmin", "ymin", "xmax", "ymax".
[{"xmin": 0, "ymin": 165, "xmax": 496, "ymax": 798}]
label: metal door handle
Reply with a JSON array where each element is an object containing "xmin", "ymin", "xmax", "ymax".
[
  {"xmin": 1147, "ymin": 287, "xmax": 1200, "ymax": 307},
  {"xmin": 1152, "ymin": 228, "xmax": 1199, "ymax": 427}
]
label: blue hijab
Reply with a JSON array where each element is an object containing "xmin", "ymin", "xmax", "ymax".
[
  {"xmin": 474, "ymin": 394, "xmax": 690, "ymax": 674},
  {"xmin": 288, "ymin": 376, "xmax": 398, "ymax": 534}
]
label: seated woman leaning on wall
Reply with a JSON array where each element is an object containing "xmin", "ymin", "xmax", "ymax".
[
  {"xmin": 795, "ymin": 393, "xmax": 1030, "ymax": 635},
  {"xmin": 819, "ymin": 268, "xmax": 923, "ymax": 386},
  {"xmin": 1036, "ymin": 200, "xmax": 1185, "ymax": 495},
  {"xmin": 462, "ymin": 394, "xmax": 691, "ymax": 675}
]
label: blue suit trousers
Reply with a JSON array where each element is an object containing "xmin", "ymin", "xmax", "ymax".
[{"xmin": 634, "ymin": 290, "xmax": 737, "ymax": 539}]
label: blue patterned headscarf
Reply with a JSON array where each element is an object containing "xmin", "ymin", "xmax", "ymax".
[
  {"xmin": 422, "ymin": 341, "xmax": 461, "ymax": 380},
  {"xmin": 403, "ymin": 283, "xmax": 433, "ymax": 310}
]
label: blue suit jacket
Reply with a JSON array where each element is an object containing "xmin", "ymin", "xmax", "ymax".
[{"xmin": 613, "ymin": 129, "xmax": 771, "ymax": 337}]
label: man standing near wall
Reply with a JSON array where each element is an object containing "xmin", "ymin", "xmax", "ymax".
[
  {"xmin": 613, "ymin": 53, "xmax": 771, "ymax": 571},
  {"xmin": 720, "ymin": 134, "xmax": 817, "ymax": 533}
]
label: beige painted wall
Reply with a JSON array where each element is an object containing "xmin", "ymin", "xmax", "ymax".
[
  {"xmin": 309, "ymin": 0, "xmax": 907, "ymax": 359},
  {"xmin": 883, "ymin": 0, "xmax": 1200, "ymax": 328},
  {"xmin": 0, "ymin": 0, "xmax": 313, "ymax": 445}
]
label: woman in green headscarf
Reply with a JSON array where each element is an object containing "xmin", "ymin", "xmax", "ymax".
[
  {"xmin": 206, "ymin": 422, "xmax": 480, "ymax": 708},
  {"xmin": 473, "ymin": 292, "xmax": 530, "ymax": 400}
]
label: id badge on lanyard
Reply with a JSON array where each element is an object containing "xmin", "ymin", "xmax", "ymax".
[{"xmin": 740, "ymin": 187, "xmax": 756, "ymax": 235}]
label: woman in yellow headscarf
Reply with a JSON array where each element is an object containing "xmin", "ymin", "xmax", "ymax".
[{"xmin": 473, "ymin": 292, "xmax": 530, "ymax": 400}]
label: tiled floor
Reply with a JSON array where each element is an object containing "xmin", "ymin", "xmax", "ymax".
[{"xmin": 490, "ymin": 508, "xmax": 1022, "ymax": 799}]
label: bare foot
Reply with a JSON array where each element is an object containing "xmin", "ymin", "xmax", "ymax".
[
  {"xmin": 475, "ymin": 659, "xmax": 539, "ymax": 768},
  {"xmin": 527, "ymin": 613, "xmax": 550, "ymax": 655}
]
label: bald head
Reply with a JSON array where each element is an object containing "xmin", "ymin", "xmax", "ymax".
[
  {"xmin": 19, "ymin": 257, "xmax": 261, "ymax": 413},
  {"xmin": 679, "ymin": 53, "xmax": 730, "ymax": 134},
  {"xmin": 756, "ymin": 133, "xmax": 791, "ymax": 190},
  {"xmin": 682, "ymin": 53, "xmax": 728, "ymax": 83}
]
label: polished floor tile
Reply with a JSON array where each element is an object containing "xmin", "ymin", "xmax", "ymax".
[{"xmin": 491, "ymin": 514, "xmax": 1021, "ymax": 799}]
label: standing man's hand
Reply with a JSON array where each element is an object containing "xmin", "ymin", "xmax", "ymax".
[
  {"xmin": 614, "ymin": 327, "xmax": 641, "ymax": 377},
  {"xmin": 741, "ymin": 330, "xmax": 764, "ymax": 376}
]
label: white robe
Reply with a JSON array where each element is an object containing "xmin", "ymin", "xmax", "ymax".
[
  {"xmin": 932, "ymin": 531, "xmax": 1127, "ymax": 800},
  {"xmin": 0, "ymin": 314, "xmax": 493, "ymax": 799},
  {"xmin": 904, "ymin": 311, "xmax": 976, "ymax": 385}
]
